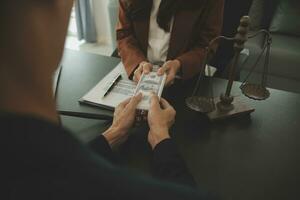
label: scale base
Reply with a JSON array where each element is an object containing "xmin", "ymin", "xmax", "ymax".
[
  {"xmin": 207, "ymin": 96, "xmax": 255, "ymax": 121},
  {"xmin": 185, "ymin": 96, "xmax": 215, "ymax": 113}
]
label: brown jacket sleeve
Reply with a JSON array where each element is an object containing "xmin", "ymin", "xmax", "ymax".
[
  {"xmin": 116, "ymin": 0, "xmax": 147, "ymax": 77},
  {"xmin": 177, "ymin": 0, "xmax": 224, "ymax": 80}
]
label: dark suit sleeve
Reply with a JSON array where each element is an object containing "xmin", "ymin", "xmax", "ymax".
[
  {"xmin": 152, "ymin": 139, "xmax": 197, "ymax": 187},
  {"xmin": 88, "ymin": 135, "xmax": 117, "ymax": 163},
  {"xmin": 5, "ymin": 116, "xmax": 217, "ymax": 200},
  {"xmin": 89, "ymin": 136, "xmax": 197, "ymax": 187}
]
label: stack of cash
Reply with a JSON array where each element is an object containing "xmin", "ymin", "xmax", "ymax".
[{"xmin": 134, "ymin": 65, "xmax": 167, "ymax": 111}]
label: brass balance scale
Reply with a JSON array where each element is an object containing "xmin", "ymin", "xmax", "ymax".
[{"xmin": 185, "ymin": 16, "xmax": 272, "ymax": 120}]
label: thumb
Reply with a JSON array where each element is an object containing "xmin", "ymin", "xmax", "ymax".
[
  {"xmin": 159, "ymin": 98, "xmax": 172, "ymax": 110},
  {"xmin": 157, "ymin": 63, "xmax": 170, "ymax": 76},
  {"xmin": 150, "ymin": 94, "xmax": 161, "ymax": 112},
  {"xmin": 128, "ymin": 93, "xmax": 143, "ymax": 109},
  {"xmin": 143, "ymin": 63, "xmax": 153, "ymax": 74}
]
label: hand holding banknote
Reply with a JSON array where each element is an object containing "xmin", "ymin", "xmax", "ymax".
[
  {"xmin": 133, "ymin": 61, "xmax": 153, "ymax": 82},
  {"xmin": 103, "ymin": 93, "xmax": 142, "ymax": 148},
  {"xmin": 147, "ymin": 94, "xmax": 176, "ymax": 149},
  {"xmin": 134, "ymin": 66, "xmax": 167, "ymax": 111},
  {"xmin": 157, "ymin": 60, "xmax": 181, "ymax": 87}
]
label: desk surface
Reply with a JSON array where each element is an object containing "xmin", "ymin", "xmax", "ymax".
[{"xmin": 59, "ymin": 49, "xmax": 300, "ymax": 200}]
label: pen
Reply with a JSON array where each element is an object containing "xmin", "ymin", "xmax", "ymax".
[{"xmin": 103, "ymin": 74, "xmax": 122, "ymax": 97}]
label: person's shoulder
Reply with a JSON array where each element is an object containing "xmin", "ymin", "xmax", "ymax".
[
  {"xmin": 1, "ymin": 112, "xmax": 86, "ymax": 169},
  {"xmin": 1, "ymin": 112, "xmax": 62, "ymax": 129},
  {"xmin": 0, "ymin": 112, "xmax": 72, "ymax": 145}
]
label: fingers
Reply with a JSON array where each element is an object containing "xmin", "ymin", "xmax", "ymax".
[
  {"xmin": 158, "ymin": 60, "xmax": 180, "ymax": 86},
  {"xmin": 117, "ymin": 93, "xmax": 142, "ymax": 112},
  {"xmin": 158, "ymin": 62, "xmax": 175, "ymax": 87},
  {"xmin": 127, "ymin": 93, "xmax": 143, "ymax": 110},
  {"xmin": 150, "ymin": 94, "xmax": 161, "ymax": 112},
  {"xmin": 165, "ymin": 73, "xmax": 176, "ymax": 87},
  {"xmin": 142, "ymin": 63, "xmax": 152, "ymax": 74},
  {"xmin": 157, "ymin": 63, "xmax": 171, "ymax": 76},
  {"xmin": 116, "ymin": 98, "xmax": 131, "ymax": 114},
  {"xmin": 133, "ymin": 66, "xmax": 143, "ymax": 82},
  {"xmin": 133, "ymin": 62, "xmax": 153, "ymax": 82},
  {"xmin": 159, "ymin": 98, "xmax": 172, "ymax": 109},
  {"xmin": 150, "ymin": 95, "xmax": 173, "ymax": 110},
  {"xmin": 160, "ymin": 98, "xmax": 176, "ymax": 116},
  {"xmin": 118, "ymin": 97, "xmax": 131, "ymax": 108}
]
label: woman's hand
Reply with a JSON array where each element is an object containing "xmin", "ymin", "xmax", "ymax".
[
  {"xmin": 103, "ymin": 93, "xmax": 142, "ymax": 148},
  {"xmin": 157, "ymin": 59, "xmax": 181, "ymax": 87},
  {"xmin": 133, "ymin": 61, "xmax": 153, "ymax": 82},
  {"xmin": 147, "ymin": 94, "xmax": 176, "ymax": 149}
]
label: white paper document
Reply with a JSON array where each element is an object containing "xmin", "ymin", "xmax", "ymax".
[
  {"xmin": 80, "ymin": 62, "xmax": 136, "ymax": 110},
  {"xmin": 80, "ymin": 63, "xmax": 166, "ymax": 111}
]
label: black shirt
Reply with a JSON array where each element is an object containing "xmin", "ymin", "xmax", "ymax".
[{"xmin": 1, "ymin": 113, "xmax": 215, "ymax": 200}]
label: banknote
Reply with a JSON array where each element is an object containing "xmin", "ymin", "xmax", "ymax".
[{"xmin": 134, "ymin": 66, "xmax": 167, "ymax": 110}]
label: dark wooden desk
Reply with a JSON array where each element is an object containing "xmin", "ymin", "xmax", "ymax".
[{"xmin": 58, "ymin": 49, "xmax": 300, "ymax": 200}]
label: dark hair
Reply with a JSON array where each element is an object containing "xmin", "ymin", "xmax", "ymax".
[{"xmin": 124, "ymin": 0, "xmax": 202, "ymax": 32}]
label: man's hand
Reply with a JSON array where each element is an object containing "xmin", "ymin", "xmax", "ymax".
[
  {"xmin": 133, "ymin": 61, "xmax": 153, "ymax": 83},
  {"xmin": 157, "ymin": 60, "xmax": 181, "ymax": 87},
  {"xmin": 103, "ymin": 93, "xmax": 142, "ymax": 148},
  {"xmin": 147, "ymin": 95, "xmax": 176, "ymax": 149}
]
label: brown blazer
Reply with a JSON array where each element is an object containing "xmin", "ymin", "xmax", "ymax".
[{"xmin": 116, "ymin": 0, "xmax": 224, "ymax": 80}]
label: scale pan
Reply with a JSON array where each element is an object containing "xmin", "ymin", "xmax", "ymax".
[
  {"xmin": 241, "ymin": 83, "xmax": 270, "ymax": 100},
  {"xmin": 186, "ymin": 97, "xmax": 215, "ymax": 113}
]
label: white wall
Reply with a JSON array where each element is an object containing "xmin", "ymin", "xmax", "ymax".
[
  {"xmin": 92, "ymin": 0, "xmax": 110, "ymax": 44},
  {"xmin": 92, "ymin": 0, "xmax": 119, "ymax": 47}
]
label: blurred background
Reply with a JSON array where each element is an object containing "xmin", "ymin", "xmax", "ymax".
[
  {"xmin": 66, "ymin": 0, "xmax": 300, "ymax": 94},
  {"xmin": 65, "ymin": 0, "xmax": 119, "ymax": 56}
]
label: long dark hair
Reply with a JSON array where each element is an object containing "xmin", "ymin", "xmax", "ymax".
[{"xmin": 124, "ymin": 0, "xmax": 202, "ymax": 32}]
